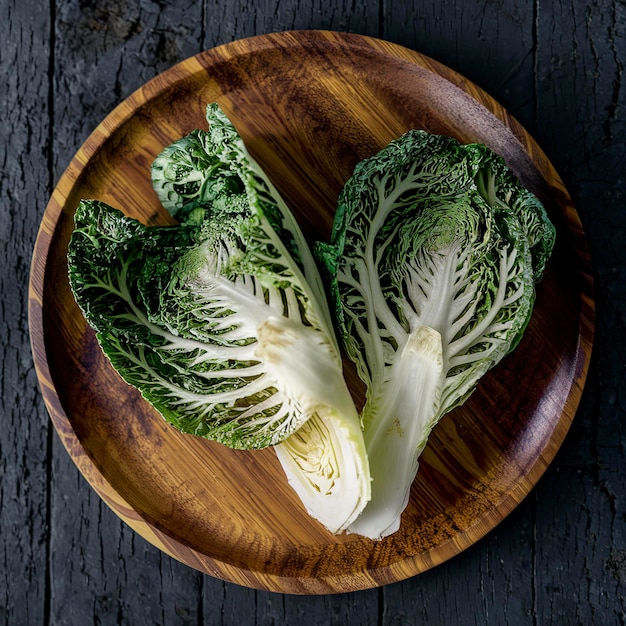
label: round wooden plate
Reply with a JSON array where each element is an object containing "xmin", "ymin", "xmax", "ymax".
[{"xmin": 29, "ymin": 30, "xmax": 594, "ymax": 594}]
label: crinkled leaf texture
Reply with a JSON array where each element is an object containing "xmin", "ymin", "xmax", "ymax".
[
  {"xmin": 317, "ymin": 130, "xmax": 555, "ymax": 539},
  {"xmin": 67, "ymin": 104, "xmax": 370, "ymax": 533}
]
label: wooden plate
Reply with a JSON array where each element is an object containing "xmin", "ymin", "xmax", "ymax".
[{"xmin": 28, "ymin": 30, "xmax": 594, "ymax": 594}]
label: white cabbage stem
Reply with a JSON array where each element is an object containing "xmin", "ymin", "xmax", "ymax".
[
  {"xmin": 348, "ymin": 325, "xmax": 444, "ymax": 539},
  {"xmin": 255, "ymin": 316, "xmax": 372, "ymax": 533}
]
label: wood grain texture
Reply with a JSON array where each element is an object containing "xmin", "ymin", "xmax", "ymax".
[
  {"xmin": 0, "ymin": 2, "xmax": 51, "ymax": 625},
  {"xmin": 29, "ymin": 30, "xmax": 593, "ymax": 595},
  {"xmin": 3, "ymin": 0, "xmax": 625, "ymax": 622}
]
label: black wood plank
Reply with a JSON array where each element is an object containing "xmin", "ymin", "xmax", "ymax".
[
  {"xmin": 533, "ymin": 0, "xmax": 626, "ymax": 621},
  {"xmin": 0, "ymin": 1, "xmax": 52, "ymax": 625},
  {"xmin": 47, "ymin": 2, "xmax": 207, "ymax": 624},
  {"xmin": 197, "ymin": 0, "xmax": 383, "ymax": 620},
  {"xmin": 51, "ymin": 0, "xmax": 206, "ymax": 178},
  {"xmin": 383, "ymin": 0, "xmax": 537, "ymax": 129},
  {"xmin": 202, "ymin": 0, "xmax": 381, "ymax": 41},
  {"xmin": 378, "ymin": 1, "xmax": 539, "ymax": 623}
]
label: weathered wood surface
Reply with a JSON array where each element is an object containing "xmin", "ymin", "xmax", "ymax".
[{"xmin": 2, "ymin": 0, "xmax": 624, "ymax": 623}]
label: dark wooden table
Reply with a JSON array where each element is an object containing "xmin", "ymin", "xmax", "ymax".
[{"xmin": 2, "ymin": 1, "xmax": 624, "ymax": 624}]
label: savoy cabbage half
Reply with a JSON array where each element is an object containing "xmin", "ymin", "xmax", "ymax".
[
  {"xmin": 317, "ymin": 130, "xmax": 555, "ymax": 539},
  {"xmin": 68, "ymin": 104, "xmax": 371, "ymax": 533}
]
